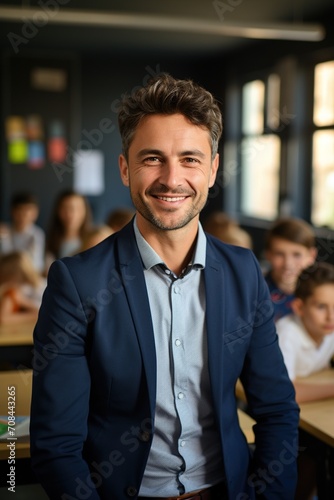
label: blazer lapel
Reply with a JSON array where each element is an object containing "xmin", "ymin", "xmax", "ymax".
[
  {"xmin": 117, "ymin": 224, "xmax": 157, "ymax": 416},
  {"xmin": 204, "ymin": 250, "xmax": 226, "ymax": 407}
]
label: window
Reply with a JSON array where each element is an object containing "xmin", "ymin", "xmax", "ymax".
[
  {"xmin": 240, "ymin": 77, "xmax": 281, "ymax": 220},
  {"xmin": 311, "ymin": 61, "xmax": 334, "ymax": 229}
]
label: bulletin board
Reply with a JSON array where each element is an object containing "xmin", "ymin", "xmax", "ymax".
[{"xmin": 0, "ymin": 51, "xmax": 80, "ymax": 230}]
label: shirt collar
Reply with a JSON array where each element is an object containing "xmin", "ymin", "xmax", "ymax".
[
  {"xmin": 293, "ymin": 315, "xmax": 321, "ymax": 349},
  {"xmin": 133, "ymin": 216, "xmax": 206, "ymax": 272}
]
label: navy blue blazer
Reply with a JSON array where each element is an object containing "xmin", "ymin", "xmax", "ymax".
[{"xmin": 30, "ymin": 221, "xmax": 299, "ymax": 499}]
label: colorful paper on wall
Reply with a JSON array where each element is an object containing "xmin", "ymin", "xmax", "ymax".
[
  {"xmin": 8, "ymin": 139, "xmax": 28, "ymax": 164},
  {"xmin": 47, "ymin": 120, "xmax": 67, "ymax": 163},
  {"xmin": 28, "ymin": 140, "xmax": 45, "ymax": 169}
]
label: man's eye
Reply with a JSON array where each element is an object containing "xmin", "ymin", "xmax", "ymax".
[
  {"xmin": 184, "ymin": 157, "xmax": 198, "ymax": 164},
  {"xmin": 144, "ymin": 157, "xmax": 160, "ymax": 163}
]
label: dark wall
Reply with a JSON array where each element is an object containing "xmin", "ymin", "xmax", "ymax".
[{"xmin": 0, "ymin": 51, "xmax": 222, "ymax": 230}]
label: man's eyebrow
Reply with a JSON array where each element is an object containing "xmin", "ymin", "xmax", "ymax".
[
  {"xmin": 136, "ymin": 149, "xmax": 206, "ymax": 158},
  {"xmin": 136, "ymin": 149, "xmax": 164, "ymax": 158},
  {"xmin": 181, "ymin": 150, "xmax": 206, "ymax": 158}
]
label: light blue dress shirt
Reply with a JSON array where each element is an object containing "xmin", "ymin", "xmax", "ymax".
[{"xmin": 133, "ymin": 218, "xmax": 225, "ymax": 497}]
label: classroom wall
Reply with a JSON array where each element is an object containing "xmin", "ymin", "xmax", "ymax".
[
  {"xmin": 0, "ymin": 51, "xmax": 223, "ymax": 230},
  {"xmin": 1, "ymin": 4, "xmax": 334, "ymax": 260}
]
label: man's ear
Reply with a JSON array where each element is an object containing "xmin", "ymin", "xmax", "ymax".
[
  {"xmin": 291, "ymin": 297, "xmax": 304, "ymax": 317},
  {"xmin": 119, "ymin": 154, "xmax": 129, "ymax": 187},
  {"xmin": 209, "ymin": 153, "xmax": 219, "ymax": 188},
  {"xmin": 309, "ymin": 246, "xmax": 318, "ymax": 264}
]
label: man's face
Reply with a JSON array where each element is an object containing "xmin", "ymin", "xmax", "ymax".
[
  {"xmin": 293, "ymin": 284, "xmax": 334, "ymax": 344},
  {"xmin": 119, "ymin": 113, "xmax": 219, "ymax": 233},
  {"xmin": 265, "ymin": 237, "xmax": 316, "ymax": 288}
]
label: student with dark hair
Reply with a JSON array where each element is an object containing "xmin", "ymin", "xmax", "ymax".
[
  {"xmin": 30, "ymin": 74, "xmax": 299, "ymax": 500},
  {"xmin": 46, "ymin": 189, "xmax": 92, "ymax": 262},
  {"xmin": 276, "ymin": 262, "xmax": 334, "ymax": 500},
  {"xmin": 276, "ymin": 261, "xmax": 334, "ymax": 403},
  {"xmin": 0, "ymin": 192, "xmax": 45, "ymax": 273}
]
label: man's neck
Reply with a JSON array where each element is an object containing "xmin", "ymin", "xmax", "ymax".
[{"xmin": 137, "ymin": 217, "xmax": 199, "ymax": 276}]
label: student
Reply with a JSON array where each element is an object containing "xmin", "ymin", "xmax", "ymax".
[
  {"xmin": 276, "ymin": 262, "xmax": 334, "ymax": 500},
  {"xmin": 0, "ymin": 192, "xmax": 45, "ymax": 274},
  {"xmin": 0, "ymin": 251, "xmax": 46, "ymax": 325},
  {"xmin": 264, "ymin": 217, "xmax": 317, "ymax": 321},
  {"xmin": 106, "ymin": 206, "xmax": 135, "ymax": 232},
  {"xmin": 203, "ymin": 210, "xmax": 252, "ymax": 249},
  {"xmin": 46, "ymin": 189, "xmax": 92, "ymax": 261},
  {"xmin": 30, "ymin": 73, "xmax": 299, "ymax": 500},
  {"xmin": 276, "ymin": 261, "xmax": 334, "ymax": 403},
  {"xmin": 78, "ymin": 225, "xmax": 114, "ymax": 252}
]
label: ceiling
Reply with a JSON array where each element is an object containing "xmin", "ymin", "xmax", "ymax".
[{"xmin": 0, "ymin": 0, "xmax": 333, "ymax": 57}]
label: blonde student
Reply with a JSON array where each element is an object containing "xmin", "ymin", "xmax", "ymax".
[{"xmin": 0, "ymin": 251, "xmax": 46, "ymax": 325}]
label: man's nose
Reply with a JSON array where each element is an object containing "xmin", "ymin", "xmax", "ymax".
[{"xmin": 158, "ymin": 161, "xmax": 183, "ymax": 189}]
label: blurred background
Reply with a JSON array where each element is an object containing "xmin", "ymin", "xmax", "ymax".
[{"xmin": 0, "ymin": 0, "xmax": 334, "ymax": 259}]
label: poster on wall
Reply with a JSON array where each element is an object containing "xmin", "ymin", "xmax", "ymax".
[{"xmin": 73, "ymin": 149, "xmax": 105, "ymax": 195}]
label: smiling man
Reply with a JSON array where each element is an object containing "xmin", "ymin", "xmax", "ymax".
[{"xmin": 30, "ymin": 74, "xmax": 299, "ymax": 500}]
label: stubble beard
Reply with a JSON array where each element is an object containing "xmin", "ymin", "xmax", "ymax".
[{"xmin": 130, "ymin": 190, "xmax": 207, "ymax": 231}]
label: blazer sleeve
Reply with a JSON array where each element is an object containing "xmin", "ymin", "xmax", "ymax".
[
  {"xmin": 30, "ymin": 259, "xmax": 100, "ymax": 500},
  {"xmin": 240, "ymin": 254, "xmax": 300, "ymax": 499}
]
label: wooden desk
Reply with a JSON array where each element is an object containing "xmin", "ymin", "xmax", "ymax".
[
  {"xmin": 0, "ymin": 322, "xmax": 34, "ymax": 368},
  {"xmin": 238, "ymin": 408, "xmax": 255, "ymax": 443},
  {"xmin": 236, "ymin": 370, "xmax": 334, "ymax": 448},
  {"xmin": 0, "ymin": 321, "xmax": 34, "ymax": 346},
  {"xmin": 297, "ymin": 369, "xmax": 334, "ymax": 448},
  {"xmin": 0, "ymin": 369, "xmax": 32, "ymax": 460}
]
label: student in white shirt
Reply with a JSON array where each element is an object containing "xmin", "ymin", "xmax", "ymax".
[
  {"xmin": 276, "ymin": 261, "xmax": 334, "ymax": 404},
  {"xmin": 0, "ymin": 192, "xmax": 45, "ymax": 274},
  {"xmin": 276, "ymin": 261, "xmax": 334, "ymax": 500}
]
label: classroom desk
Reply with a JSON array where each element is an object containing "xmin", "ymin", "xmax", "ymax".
[
  {"xmin": 237, "ymin": 408, "xmax": 255, "ymax": 443},
  {"xmin": 236, "ymin": 369, "xmax": 334, "ymax": 448},
  {"xmin": 0, "ymin": 321, "xmax": 35, "ymax": 346},
  {"xmin": 0, "ymin": 321, "xmax": 35, "ymax": 368},
  {"xmin": 297, "ymin": 369, "xmax": 334, "ymax": 448},
  {"xmin": 0, "ymin": 369, "xmax": 32, "ymax": 460}
]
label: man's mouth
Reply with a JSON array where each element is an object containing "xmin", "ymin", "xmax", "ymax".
[{"xmin": 156, "ymin": 196, "xmax": 187, "ymax": 202}]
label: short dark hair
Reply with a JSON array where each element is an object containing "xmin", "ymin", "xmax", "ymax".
[
  {"xmin": 11, "ymin": 192, "xmax": 38, "ymax": 208},
  {"xmin": 118, "ymin": 73, "xmax": 223, "ymax": 160},
  {"xmin": 295, "ymin": 262, "xmax": 334, "ymax": 301},
  {"xmin": 265, "ymin": 217, "xmax": 315, "ymax": 250}
]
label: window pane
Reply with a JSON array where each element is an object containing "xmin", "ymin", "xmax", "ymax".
[
  {"xmin": 311, "ymin": 130, "xmax": 334, "ymax": 228},
  {"xmin": 314, "ymin": 61, "xmax": 334, "ymax": 126},
  {"xmin": 267, "ymin": 74, "xmax": 280, "ymax": 130},
  {"xmin": 241, "ymin": 135, "xmax": 280, "ymax": 220},
  {"xmin": 242, "ymin": 80, "xmax": 265, "ymax": 135}
]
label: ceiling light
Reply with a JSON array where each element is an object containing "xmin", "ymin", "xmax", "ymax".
[{"xmin": 0, "ymin": 6, "xmax": 325, "ymax": 42}]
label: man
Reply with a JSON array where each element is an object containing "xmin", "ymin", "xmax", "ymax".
[{"xmin": 30, "ymin": 74, "xmax": 299, "ymax": 500}]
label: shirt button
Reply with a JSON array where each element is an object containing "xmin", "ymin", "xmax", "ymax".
[
  {"xmin": 178, "ymin": 392, "xmax": 184, "ymax": 399},
  {"xmin": 174, "ymin": 285, "xmax": 181, "ymax": 294},
  {"xmin": 175, "ymin": 339, "xmax": 181, "ymax": 347},
  {"xmin": 138, "ymin": 430, "xmax": 150, "ymax": 442},
  {"xmin": 126, "ymin": 486, "xmax": 137, "ymax": 497},
  {"xmin": 180, "ymin": 440, "xmax": 186, "ymax": 447}
]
